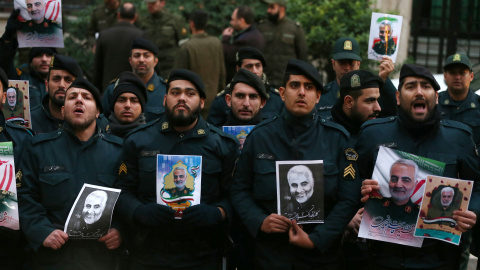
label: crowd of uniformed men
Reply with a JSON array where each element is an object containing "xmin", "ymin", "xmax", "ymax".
[{"xmin": 0, "ymin": 0, "xmax": 479, "ymax": 269}]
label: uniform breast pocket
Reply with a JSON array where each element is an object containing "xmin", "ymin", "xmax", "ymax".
[
  {"xmin": 262, "ymin": 31, "xmax": 274, "ymax": 42},
  {"xmin": 161, "ymin": 26, "xmax": 176, "ymax": 45},
  {"xmin": 427, "ymin": 152, "xmax": 458, "ymax": 177},
  {"xmin": 281, "ymin": 33, "xmax": 295, "ymax": 44},
  {"xmin": 201, "ymin": 159, "xmax": 222, "ymax": 201},
  {"xmin": 253, "ymin": 159, "xmax": 276, "ymax": 200},
  {"xmin": 39, "ymin": 172, "xmax": 72, "ymax": 209},
  {"xmin": 138, "ymin": 156, "xmax": 158, "ymax": 197},
  {"xmin": 323, "ymin": 163, "xmax": 339, "ymax": 202}
]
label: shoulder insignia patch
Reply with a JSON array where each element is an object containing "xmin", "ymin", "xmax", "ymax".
[
  {"xmin": 148, "ymin": 84, "xmax": 155, "ymax": 91},
  {"xmin": 345, "ymin": 148, "xmax": 358, "ymax": 161},
  {"xmin": 119, "ymin": 162, "xmax": 127, "ymax": 175},
  {"xmin": 383, "ymin": 200, "xmax": 390, "ymax": 207},
  {"xmin": 343, "ymin": 163, "xmax": 355, "ymax": 179},
  {"xmin": 197, "ymin": 129, "xmax": 205, "ymax": 135},
  {"xmin": 162, "ymin": 122, "xmax": 169, "ymax": 130},
  {"xmin": 182, "ymin": 28, "xmax": 187, "ymax": 35},
  {"xmin": 444, "ymin": 99, "xmax": 450, "ymax": 105},
  {"xmin": 472, "ymin": 102, "xmax": 476, "ymax": 108}
]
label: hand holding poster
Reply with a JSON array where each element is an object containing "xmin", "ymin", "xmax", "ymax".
[
  {"xmin": 14, "ymin": 0, "xmax": 64, "ymax": 48},
  {"xmin": 64, "ymin": 184, "xmax": 121, "ymax": 239},
  {"xmin": 368, "ymin": 12, "xmax": 403, "ymax": 63},
  {"xmin": 156, "ymin": 155, "xmax": 202, "ymax": 212},
  {"xmin": 414, "ymin": 175, "xmax": 473, "ymax": 245},
  {"xmin": 359, "ymin": 146, "xmax": 446, "ymax": 247},
  {"xmin": 276, "ymin": 160, "xmax": 324, "ymax": 224}
]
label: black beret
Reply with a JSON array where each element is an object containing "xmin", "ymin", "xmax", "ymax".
[
  {"xmin": 284, "ymin": 59, "xmax": 324, "ymax": 92},
  {"xmin": 167, "ymin": 69, "xmax": 206, "ymax": 98},
  {"xmin": 399, "ymin": 64, "xmax": 440, "ymax": 91},
  {"xmin": 236, "ymin": 47, "xmax": 266, "ymax": 67},
  {"xmin": 0, "ymin": 67, "xmax": 8, "ymax": 91},
  {"xmin": 131, "ymin": 37, "xmax": 159, "ymax": 56},
  {"xmin": 49, "ymin": 54, "xmax": 83, "ymax": 78},
  {"xmin": 444, "ymin": 53, "xmax": 472, "ymax": 70},
  {"xmin": 340, "ymin": 70, "xmax": 384, "ymax": 94},
  {"xmin": 67, "ymin": 77, "xmax": 103, "ymax": 113},
  {"xmin": 230, "ymin": 68, "xmax": 268, "ymax": 100},
  {"xmin": 112, "ymin": 71, "xmax": 148, "ymax": 113},
  {"xmin": 29, "ymin": 47, "xmax": 57, "ymax": 63}
]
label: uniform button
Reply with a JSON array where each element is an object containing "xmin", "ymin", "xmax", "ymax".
[{"xmin": 179, "ymin": 134, "xmax": 184, "ymax": 138}]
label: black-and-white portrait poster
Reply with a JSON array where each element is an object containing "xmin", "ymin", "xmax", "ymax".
[
  {"xmin": 64, "ymin": 184, "xmax": 120, "ymax": 239},
  {"xmin": 276, "ymin": 160, "xmax": 324, "ymax": 224}
]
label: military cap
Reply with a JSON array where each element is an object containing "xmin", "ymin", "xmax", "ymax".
[
  {"xmin": 284, "ymin": 59, "xmax": 324, "ymax": 92},
  {"xmin": 236, "ymin": 47, "xmax": 267, "ymax": 67},
  {"xmin": 49, "ymin": 54, "xmax": 83, "ymax": 78},
  {"xmin": 340, "ymin": 70, "xmax": 384, "ymax": 94},
  {"xmin": 230, "ymin": 68, "xmax": 268, "ymax": 100},
  {"xmin": 0, "ymin": 67, "xmax": 8, "ymax": 91},
  {"xmin": 131, "ymin": 37, "xmax": 159, "ymax": 56},
  {"xmin": 167, "ymin": 69, "xmax": 206, "ymax": 98},
  {"xmin": 67, "ymin": 77, "xmax": 103, "ymax": 113},
  {"xmin": 262, "ymin": 0, "xmax": 287, "ymax": 7},
  {"xmin": 112, "ymin": 71, "xmax": 148, "ymax": 112},
  {"xmin": 444, "ymin": 53, "xmax": 472, "ymax": 71},
  {"xmin": 399, "ymin": 64, "xmax": 440, "ymax": 91},
  {"xmin": 332, "ymin": 37, "xmax": 362, "ymax": 61},
  {"xmin": 29, "ymin": 47, "xmax": 57, "ymax": 63}
]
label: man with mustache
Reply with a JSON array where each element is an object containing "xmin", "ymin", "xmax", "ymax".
[
  {"xmin": 18, "ymin": 77, "xmax": 124, "ymax": 269},
  {"xmin": 102, "ymin": 38, "xmax": 167, "ymax": 122},
  {"xmin": 438, "ymin": 53, "xmax": 480, "ymax": 146},
  {"xmin": 30, "ymin": 54, "xmax": 83, "ymax": 134},
  {"xmin": 166, "ymin": 166, "xmax": 192, "ymax": 197},
  {"xmin": 115, "ymin": 69, "xmax": 239, "ymax": 268},
  {"xmin": 373, "ymin": 21, "xmax": 396, "ymax": 56},
  {"xmin": 358, "ymin": 64, "xmax": 480, "ymax": 269},
  {"xmin": 107, "ymin": 71, "xmax": 147, "ymax": 138},
  {"xmin": 427, "ymin": 186, "xmax": 457, "ymax": 220},
  {"xmin": 231, "ymin": 59, "xmax": 359, "ymax": 268},
  {"xmin": 331, "ymin": 70, "xmax": 383, "ymax": 138}
]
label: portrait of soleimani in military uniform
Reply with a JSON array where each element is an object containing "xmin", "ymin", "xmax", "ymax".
[
  {"xmin": 426, "ymin": 185, "xmax": 462, "ymax": 220},
  {"xmin": 164, "ymin": 165, "xmax": 195, "ymax": 198}
]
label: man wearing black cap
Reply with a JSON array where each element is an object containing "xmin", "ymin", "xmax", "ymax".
[
  {"xmin": 30, "ymin": 54, "xmax": 83, "ymax": 134},
  {"xmin": 207, "ymin": 46, "xmax": 284, "ymax": 127},
  {"xmin": 317, "ymin": 37, "xmax": 397, "ymax": 119},
  {"xmin": 108, "ymin": 71, "xmax": 147, "ymax": 138},
  {"xmin": 115, "ymin": 69, "xmax": 239, "ymax": 269},
  {"xmin": 18, "ymin": 77, "xmax": 124, "ymax": 269},
  {"xmin": 331, "ymin": 70, "xmax": 384, "ymax": 137},
  {"xmin": 102, "ymin": 37, "xmax": 167, "ymax": 122},
  {"xmin": 438, "ymin": 53, "xmax": 480, "ymax": 145},
  {"xmin": 231, "ymin": 59, "xmax": 360, "ymax": 268},
  {"xmin": 224, "ymin": 68, "xmax": 268, "ymax": 126},
  {"xmin": 258, "ymin": 0, "xmax": 307, "ymax": 88},
  {"xmin": 0, "ymin": 67, "xmax": 33, "ymax": 270},
  {"xmin": 358, "ymin": 64, "xmax": 480, "ymax": 269}
]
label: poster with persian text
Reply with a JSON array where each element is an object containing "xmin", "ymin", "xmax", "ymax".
[{"xmin": 0, "ymin": 142, "xmax": 19, "ymax": 230}]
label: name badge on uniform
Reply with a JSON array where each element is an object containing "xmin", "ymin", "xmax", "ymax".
[
  {"xmin": 257, "ymin": 153, "xmax": 275, "ymax": 160},
  {"xmin": 43, "ymin": 165, "xmax": 65, "ymax": 172},
  {"xmin": 140, "ymin": 150, "xmax": 161, "ymax": 157}
]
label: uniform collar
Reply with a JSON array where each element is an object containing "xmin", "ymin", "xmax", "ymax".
[
  {"xmin": 192, "ymin": 32, "xmax": 208, "ymax": 39},
  {"xmin": 62, "ymin": 122, "xmax": 103, "ymax": 144},
  {"xmin": 440, "ymin": 89, "xmax": 479, "ymax": 110},
  {"xmin": 158, "ymin": 114, "xmax": 210, "ymax": 138},
  {"xmin": 281, "ymin": 107, "xmax": 317, "ymax": 128}
]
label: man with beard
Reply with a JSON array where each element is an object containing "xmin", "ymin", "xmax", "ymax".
[
  {"xmin": 18, "ymin": 77, "xmax": 124, "ymax": 269},
  {"xmin": 102, "ymin": 37, "xmax": 167, "ymax": 122},
  {"xmin": 4, "ymin": 88, "xmax": 24, "ymax": 120},
  {"xmin": 21, "ymin": 0, "xmax": 61, "ymax": 35},
  {"xmin": 358, "ymin": 64, "xmax": 480, "ymax": 269},
  {"xmin": 166, "ymin": 167, "xmax": 193, "ymax": 197},
  {"xmin": 0, "ymin": 67, "xmax": 33, "ymax": 270},
  {"xmin": 331, "ymin": 70, "xmax": 383, "ymax": 138},
  {"xmin": 258, "ymin": 0, "xmax": 307, "ymax": 88},
  {"xmin": 317, "ymin": 37, "xmax": 397, "ymax": 118},
  {"xmin": 222, "ymin": 6, "xmax": 265, "ymax": 83},
  {"xmin": 30, "ymin": 54, "xmax": 83, "ymax": 134},
  {"xmin": 427, "ymin": 186, "xmax": 458, "ymax": 220},
  {"xmin": 231, "ymin": 59, "xmax": 359, "ymax": 269},
  {"xmin": 107, "ymin": 71, "xmax": 147, "ymax": 138},
  {"xmin": 372, "ymin": 21, "xmax": 396, "ymax": 56},
  {"xmin": 208, "ymin": 47, "xmax": 284, "ymax": 127},
  {"xmin": 115, "ymin": 69, "xmax": 239, "ymax": 269},
  {"xmin": 72, "ymin": 190, "xmax": 110, "ymax": 238}
]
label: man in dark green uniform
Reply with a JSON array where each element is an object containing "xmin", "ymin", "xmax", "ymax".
[
  {"xmin": 332, "ymin": 70, "xmax": 384, "ymax": 137},
  {"xmin": 140, "ymin": 0, "xmax": 187, "ymax": 78},
  {"xmin": 102, "ymin": 38, "xmax": 167, "ymax": 122},
  {"xmin": 258, "ymin": 0, "xmax": 307, "ymax": 88},
  {"xmin": 115, "ymin": 69, "xmax": 239, "ymax": 269},
  {"xmin": 207, "ymin": 47, "xmax": 284, "ymax": 127},
  {"xmin": 107, "ymin": 71, "xmax": 147, "ymax": 138},
  {"xmin": 30, "ymin": 54, "xmax": 83, "ymax": 134},
  {"xmin": 231, "ymin": 59, "xmax": 360, "ymax": 269},
  {"xmin": 372, "ymin": 21, "xmax": 396, "ymax": 56},
  {"xmin": 318, "ymin": 37, "xmax": 397, "ymax": 119},
  {"xmin": 0, "ymin": 67, "xmax": 33, "ymax": 270},
  {"xmin": 438, "ymin": 53, "xmax": 480, "ymax": 146},
  {"xmin": 87, "ymin": 0, "xmax": 120, "ymax": 48},
  {"xmin": 18, "ymin": 77, "xmax": 123, "ymax": 269},
  {"xmin": 358, "ymin": 64, "xmax": 480, "ymax": 269}
]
